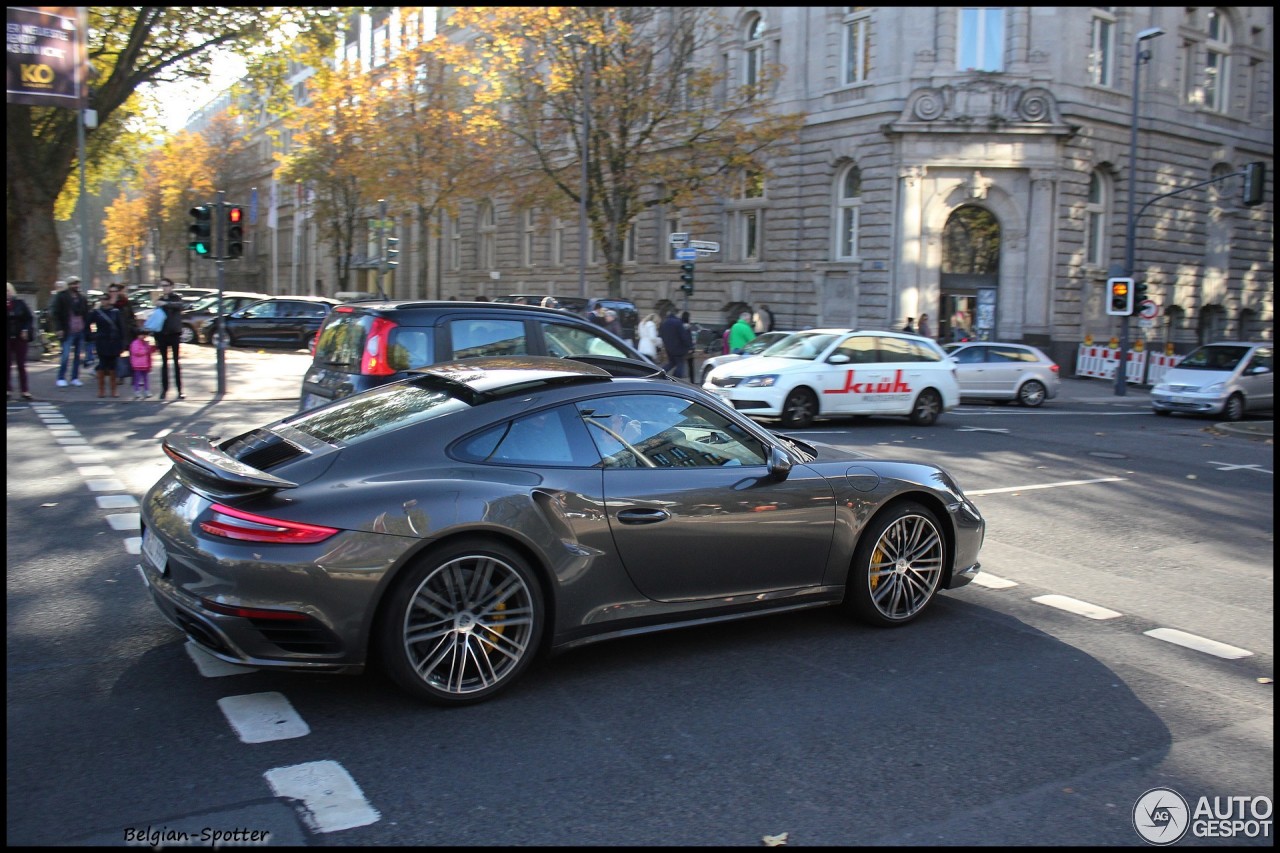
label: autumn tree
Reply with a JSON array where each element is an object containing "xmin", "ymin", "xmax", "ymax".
[
  {"xmin": 446, "ymin": 7, "xmax": 805, "ymax": 299},
  {"xmin": 7, "ymin": 7, "xmax": 340, "ymax": 303}
]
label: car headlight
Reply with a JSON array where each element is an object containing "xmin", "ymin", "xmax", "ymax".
[
  {"xmin": 1203, "ymin": 381, "xmax": 1225, "ymax": 394},
  {"xmin": 742, "ymin": 374, "xmax": 779, "ymax": 388},
  {"xmin": 1153, "ymin": 383, "xmax": 1169, "ymax": 393}
]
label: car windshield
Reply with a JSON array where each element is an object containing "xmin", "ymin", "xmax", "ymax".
[
  {"xmin": 760, "ymin": 332, "xmax": 842, "ymax": 360},
  {"xmin": 1178, "ymin": 346, "xmax": 1249, "ymax": 372},
  {"xmin": 741, "ymin": 333, "xmax": 786, "ymax": 356},
  {"xmin": 186, "ymin": 295, "xmax": 219, "ymax": 312}
]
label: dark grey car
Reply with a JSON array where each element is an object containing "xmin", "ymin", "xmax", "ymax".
[{"xmin": 140, "ymin": 356, "xmax": 985, "ymax": 705}]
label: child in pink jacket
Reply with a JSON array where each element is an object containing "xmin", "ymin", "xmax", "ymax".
[{"xmin": 129, "ymin": 333, "xmax": 157, "ymax": 400}]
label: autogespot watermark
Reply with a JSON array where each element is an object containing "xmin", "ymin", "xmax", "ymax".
[{"xmin": 1133, "ymin": 787, "xmax": 1273, "ymax": 845}]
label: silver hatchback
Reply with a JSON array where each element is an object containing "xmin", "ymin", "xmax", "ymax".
[
  {"xmin": 943, "ymin": 342, "xmax": 1060, "ymax": 407},
  {"xmin": 1151, "ymin": 341, "xmax": 1273, "ymax": 421}
]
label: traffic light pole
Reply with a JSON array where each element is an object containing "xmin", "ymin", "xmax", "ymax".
[{"xmin": 215, "ymin": 190, "xmax": 227, "ymax": 397}]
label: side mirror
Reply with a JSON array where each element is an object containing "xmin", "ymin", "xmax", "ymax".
[
  {"xmin": 827, "ymin": 353, "xmax": 851, "ymax": 365},
  {"xmin": 767, "ymin": 445, "xmax": 793, "ymax": 480}
]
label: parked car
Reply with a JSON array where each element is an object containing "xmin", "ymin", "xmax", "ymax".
[
  {"xmin": 1150, "ymin": 341, "xmax": 1273, "ymax": 421},
  {"xmin": 493, "ymin": 294, "xmax": 639, "ymax": 344},
  {"xmin": 139, "ymin": 355, "xmax": 985, "ymax": 705},
  {"xmin": 699, "ymin": 330, "xmax": 792, "ymax": 384},
  {"xmin": 221, "ymin": 296, "xmax": 340, "ymax": 350},
  {"xmin": 299, "ymin": 299, "xmax": 650, "ymax": 412},
  {"xmin": 704, "ymin": 329, "xmax": 961, "ymax": 428},
  {"xmin": 942, "ymin": 341, "xmax": 1060, "ymax": 407},
  {"xmin": 180, "ymin": 291, "xmax": 270, "ymax": 345}
]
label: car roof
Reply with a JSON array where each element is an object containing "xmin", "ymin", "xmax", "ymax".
[
  {"xmin": 256, "ymin": 295, "xmax": 340, "ymax": 303},
  {"xmin": 331, "ymin": 299, "xmax": 591, "ymax": 317}
]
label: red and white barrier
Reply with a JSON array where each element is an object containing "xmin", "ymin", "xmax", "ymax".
[
  {"xmin": 1075, "ymin": 345, "xmax": 1146, "ymax": 384},
  {"xmin": 1144, "ymin": 351, "xmax": 1183, "ymax": 386}
]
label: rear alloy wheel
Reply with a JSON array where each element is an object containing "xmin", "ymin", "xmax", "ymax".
[
  {"xmin": 847, "ymin": 502, "xmax": 945, "ymax": 626},
  {"xmin": 381, "ymin": 539, "xmax": 543, "ymax": 705},
  {"xmin": 1222, "ymin": 393, "xmax": 1245, "ymax": 422},
  {"xmin": 780, "ymin": 388, "xmax": 818, "ymax": 429},
  {"xmin": 1017, "ymin": 379, "xmax": 1047, "ymax": 407},
  {"xmin": 908, "ymin": 389, "xmax": 943, "ymax": 425}
]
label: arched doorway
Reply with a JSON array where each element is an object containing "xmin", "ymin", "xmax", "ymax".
[{"xmin": 940, "ymin": 206, "xmax": 1001, "ymax": 342}]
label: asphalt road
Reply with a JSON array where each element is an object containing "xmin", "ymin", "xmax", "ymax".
[{"xmin": 6, "ymin": 348, "xmax": 1273, "ymax": 846}]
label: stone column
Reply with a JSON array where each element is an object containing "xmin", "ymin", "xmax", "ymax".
[
  {"xmin": 1024, "ymin": 169, "xmax": 1057, "ymax": 334},
  {"xmin": 896, "ymin": 165, "xmax": 926, "ymax": 324}
]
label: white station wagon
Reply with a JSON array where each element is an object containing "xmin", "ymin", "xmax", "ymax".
[{"xmin": 703, "ymin": 329, "xmax": 962, "ymax": 428}]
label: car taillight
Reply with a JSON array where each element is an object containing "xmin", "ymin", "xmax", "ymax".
[
  {"xmin": 1050, "ymin": 364, "xmax": 1059, "ymax": 373},
  {"xmin": 199, "ymin": 503, "xmax": 339, "ymax": 544},
  {"xmin": 199, "ymin": 597, "xmax": 312, "ymax": 621},
  {"xmin": 360, "ymin": 316, "xmax": 400, "ymax": 376}
]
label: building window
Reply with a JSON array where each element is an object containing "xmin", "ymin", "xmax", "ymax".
[
  {"xmin": 744, "ymin": 14, "xmax": 765, "ymax": 97},
  {"xmin": 477, "ymin": 201, "xmax": 496, "ymax": 270},
  {"xmin": 551, "ymin": 217, "xmax": 565, "ymax": 267},
  {"xmin": 957, "ymin": 8, "xmax": 1004, "ymax": 72},
  {"xmin": 1089, "ymin": 9, "xmax": 1115, "ymax": 87},
  {"xmin": 1084, "ymin": 169, "xmax": 1109, "ymax": 268},
  {"xmin": 843, "ymin": 11, "xmax": 870, "ymax": 85},
  {"xmin": 624, "ymin": 222, "xmax": 638, "ymax": 264},
  {"xmin": 728, "ymin": 170, "xmax": 766, "ymax": 263},
  {"xmin": 1204, "ymin": 9, "xmax": 1231, "ymax": 113},
  {"xmin": 521, "ymin": 208, "xmax": 536, "ymax": 267},
  {"xmin": 448, "ymin": 213, "xmax": 461, "ymax": 272},
  {"xmin": 835, "ymin": 164, "xmax": 862, "ymax": 260},
  {"xmin": 741, "ymin": 212, "xmax": 759, "ymax": 261},
  {"xmin": 372, "ymin": 24, "xmax": 389, "ymax": 68},
  {"xmin": 666, "ymin": 215, "xmax": 684, "ymax": 261}
]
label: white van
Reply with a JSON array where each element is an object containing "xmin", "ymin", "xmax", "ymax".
[{"xmin": 1150, "ymin": 342, "xmax": 1273, "ymax": 421}]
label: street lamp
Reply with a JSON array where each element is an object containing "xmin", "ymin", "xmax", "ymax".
[
  {"xmin": 566, "ymin": 34, "xmax": 590, "ymax": 299},
  {"xmin": 1115, "ymin": 25, "xmax": 1164, "ymax": 396}
]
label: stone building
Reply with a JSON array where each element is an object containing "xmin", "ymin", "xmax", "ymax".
[{"xmin": 206, "ymin": 7, "xmax": 1272, "ymax": 371}]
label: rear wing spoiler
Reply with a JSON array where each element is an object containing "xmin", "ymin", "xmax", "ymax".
[{"xmin": 162, "ymin": 433, "xmax": 298, "ymax": 500}]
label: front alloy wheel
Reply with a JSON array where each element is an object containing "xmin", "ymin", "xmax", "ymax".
[
  {"xmin": 381, "ymin": 539, "xmax": 543, "ymax": 705},
  {"xmin": 847, "ymin": 502, "xmax": 945, "ymax": 626},
  {"xmin": 780, "ymin": 388, "xmax": 818, "ymax": 429}
]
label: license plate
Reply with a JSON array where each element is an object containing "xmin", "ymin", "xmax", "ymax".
[
  {"xmin": 1173, "ymin": 396, "xmax": 1194, "ymax": 404},
  {"xmin": 142, "ymin": 529, "xmax": 168, "ymax": 572}
]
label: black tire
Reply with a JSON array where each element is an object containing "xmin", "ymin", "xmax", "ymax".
[
  {"xmin": 846, "ymin": 502, "xmax": 945, "ymax": 627},
  {"xmin": 1017, "ymin": 380, "xmax": 1047, "ymax": 407},
  {"xmin": 908, "ymin": 389, "xmax": 943, "ymax": 425},
  {"xmin": 379, "ymin": 538, "xmax": 544, "ymax": 705},
  {"xmin": 780, "ymin": 387, "xmax": 818, "ymax": 429},
  {"xmin": 1222, "ymin": 394, "xmax": 1245, "ymax": 422},
  {"xmin": 1154, "ymin": 409, "xmax": 1172, "ymax": 417}
]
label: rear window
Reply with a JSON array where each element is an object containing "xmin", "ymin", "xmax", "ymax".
[
  {"xmin": 286, "ymin": 381, "xmax": 468, "ymax": 447},
  {"xmin": 314, "ymin": 311, "xmax": 436, "ymax": 373}
]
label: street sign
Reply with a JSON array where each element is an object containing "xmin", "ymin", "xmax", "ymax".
[
  {"xmin": 668, "ymin": 232, "xmax": 689, "ymax": 245},
  {"xmin": 1138, "ymin": 298, "xmax": 1158, "ymax": 320},
  {"xmin": 689, "ymin": 240, "xmax": 720, "ymax": 252},
  {"xmin": 674, "ymin": 247, "xmax": 697, "ymax": 261}
]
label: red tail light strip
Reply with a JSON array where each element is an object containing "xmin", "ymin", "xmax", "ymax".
[{"xmin": 200, "ymin": 503, "xmax": 340, "ymax": 544}]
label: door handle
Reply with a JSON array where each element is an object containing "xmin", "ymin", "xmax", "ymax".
[{"xmin": 616, "ymin": 508, "xmax": 671, "ymax": 525}]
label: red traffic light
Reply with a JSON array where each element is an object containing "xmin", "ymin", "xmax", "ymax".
[{"xmin": 228, "ymin": 206, "xmax": 243, "ymax": 223}]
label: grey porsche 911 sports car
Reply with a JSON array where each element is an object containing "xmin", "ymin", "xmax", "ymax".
[{"xmin": 140, "ymin": 356, "xmax": 985, "ymax": 705}]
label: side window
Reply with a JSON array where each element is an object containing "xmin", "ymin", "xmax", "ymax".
[
  {"xmin": 245, "ymin": 302, "xmax": 278, "ymax": 318},
  {"xmin": 455, "ymin": 405, "xmax": 584, "ymax": 466},
  {"xmin": 989, "ymin": 347, "xmax": 1023, "ymax": 363},
  {"xmin": 387, "ymin": 329, "xmax": 433, "ymax": 370},
  {"xmin": 576, "ymin": 394, "xmax": 767, "ymax": 469},
  {"xmin": 877, "ymin": 336, "xmax": 934, "ymax": 363},
  {"xmin": 1246, "ymin": 348, "xmax": 1272, "ymax": 372},
  {"xmin": 950, "ymin": 346, "xmax": 984, "ymax": 364},
  {"xmin": 906, "ymin": 341, "xmax": 943, "ymax": 362},
  {"xmin": 449, "ymin": 319, "xmax": 528, "ymax": 359},
  {"xmin": 833, "ymin": 335, "xmax": 877, "ymax": 364},
  {"xmin": 541, "ymin": 322, "xmax": 630, "ymax": 359}
]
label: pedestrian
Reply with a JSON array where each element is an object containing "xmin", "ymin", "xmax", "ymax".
[
  {"xmin": 636, "ymin": 311, "xmax": 662, "ymax": 361},
  {"xmin": 154, "ymin": 277, "xmax": 185, "ymax": 399},
  {"xmin": 128, "ymin": 331, "xmax": 157, "ymax": 399},
  {"xmin": 108, "ymin": 282, "xmax": 137, "ymax": 343},
  {"xmin": 51, "ymin": 275, "xmax": 90, "ymax": 387},
  {"xmin": 602, "ymin": 309, "xmax": 623, "ymax": 338},
  {"xmin": 901, "ymin": 316, "xmax": 915, "ymax": 334},
  {"xmin": 917, "ymin": 313, "xmax": 931, "ymax": 339},
  {"xmin": 728, "ymin": 311, "xmax": 757, "ymax": 354},
  {"xmin": 658, "ymin": 306, "xmax": 692, "ymax": 379},
  {"xmin": 89, "ymin": 295, "xmax": 125, "ymax": 398},
  {"xmin": 7, "ymin": 281, "xmax": 36, "ymax": 400},
  {"xmin": 753, "ymin": 303, "xmax": 774, "ymax": 334},
  {"xmin": 540, "ymin": 295, "xmax": 559, "ymax": 309}
]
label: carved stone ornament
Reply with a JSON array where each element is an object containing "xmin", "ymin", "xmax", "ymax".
[{"xmin": 900, "ymin": 82, "xmax": 1064, "ymax": 127}]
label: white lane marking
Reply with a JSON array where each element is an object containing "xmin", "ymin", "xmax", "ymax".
[
  {"xmin": 955, "ymin": 426, "xmax": 1010, "ymax": 433},
  {"xmin": 48, "ymin": 428, "xmax": 81, "ymax": 436},
  {"xmin": 124, "ymin": 536, "xmax": 142, "ymax": 554},
  {"xmin": 96, "ymin": 494, "xmax": 138, "ymax": 508},
  {"xmin": 218, "ymin": 692, "xmax": 311, "ymax": 743},
  {"xmin": 1032, "ymin": 594, "xmax": 1122, "ymax": 620},
  {"xmin": 264, "ymin": 761, "xmax": 381, "ymax": 833},
  {"xmin": 86, "ymin": 479, "xmax": 127, "ymax": 492},
  {"xmin": 1144, "ymin": 628, "xmax": 1253, "ymax": 660},
  {"xmin": 186, "ymin": 641, "xmax": 258, "ymax": 677},
  {"xmin": 154, "ymin": 427, "xmax": 174, "ymax": 439},
  {"xmin": 1207, "ymin": 461, "xmax": 1272, "ymax": 474},
  {"xmin": 55, "ymin": 436, "xmax": 89, "ymax": 445},
  {"xmin": 79, "ymin": 465, "xmax": 115, "ymax": 476},
  {"xmin": 971, "ymin": 572, "xmax": 1018, "ymax": 589},
  {"xmin": 106, "ymin": 513, "xmax": 140, "ymax": 531},
  {"xmin": 966, "ymin": 477, "xmax": 1125, "ymax": 497}
]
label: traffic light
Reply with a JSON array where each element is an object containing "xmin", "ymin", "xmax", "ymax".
[
  {"xmin": 189, "ymin": 205, "xmax": 212, "ymax": 257},
  {"xmin": 1106, "ymin": 277, "xmax": 1134, "ymax": 316},
  {"xmin": 680, "ymin": 261, "xmax": 695, "ymax": 295},
  {"xmin": 385, "ymin": 234, "xmax": 399, "ymax": 269},
  {"xmin": 1242, "ymin": 161, "xmax": 1266, "ymax": 207},
  {"xmin": 1134, "ymin": 278, "xmax": 1149, "ymax": 305},
  {"xmin": 225, "ymin": 205, "xmax": 245, "ymax": 259}
]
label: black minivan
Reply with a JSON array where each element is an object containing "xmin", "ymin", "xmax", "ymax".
[{"xmin": 299, "ymin": 300, "xmax": 652, "ymax": 411}]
